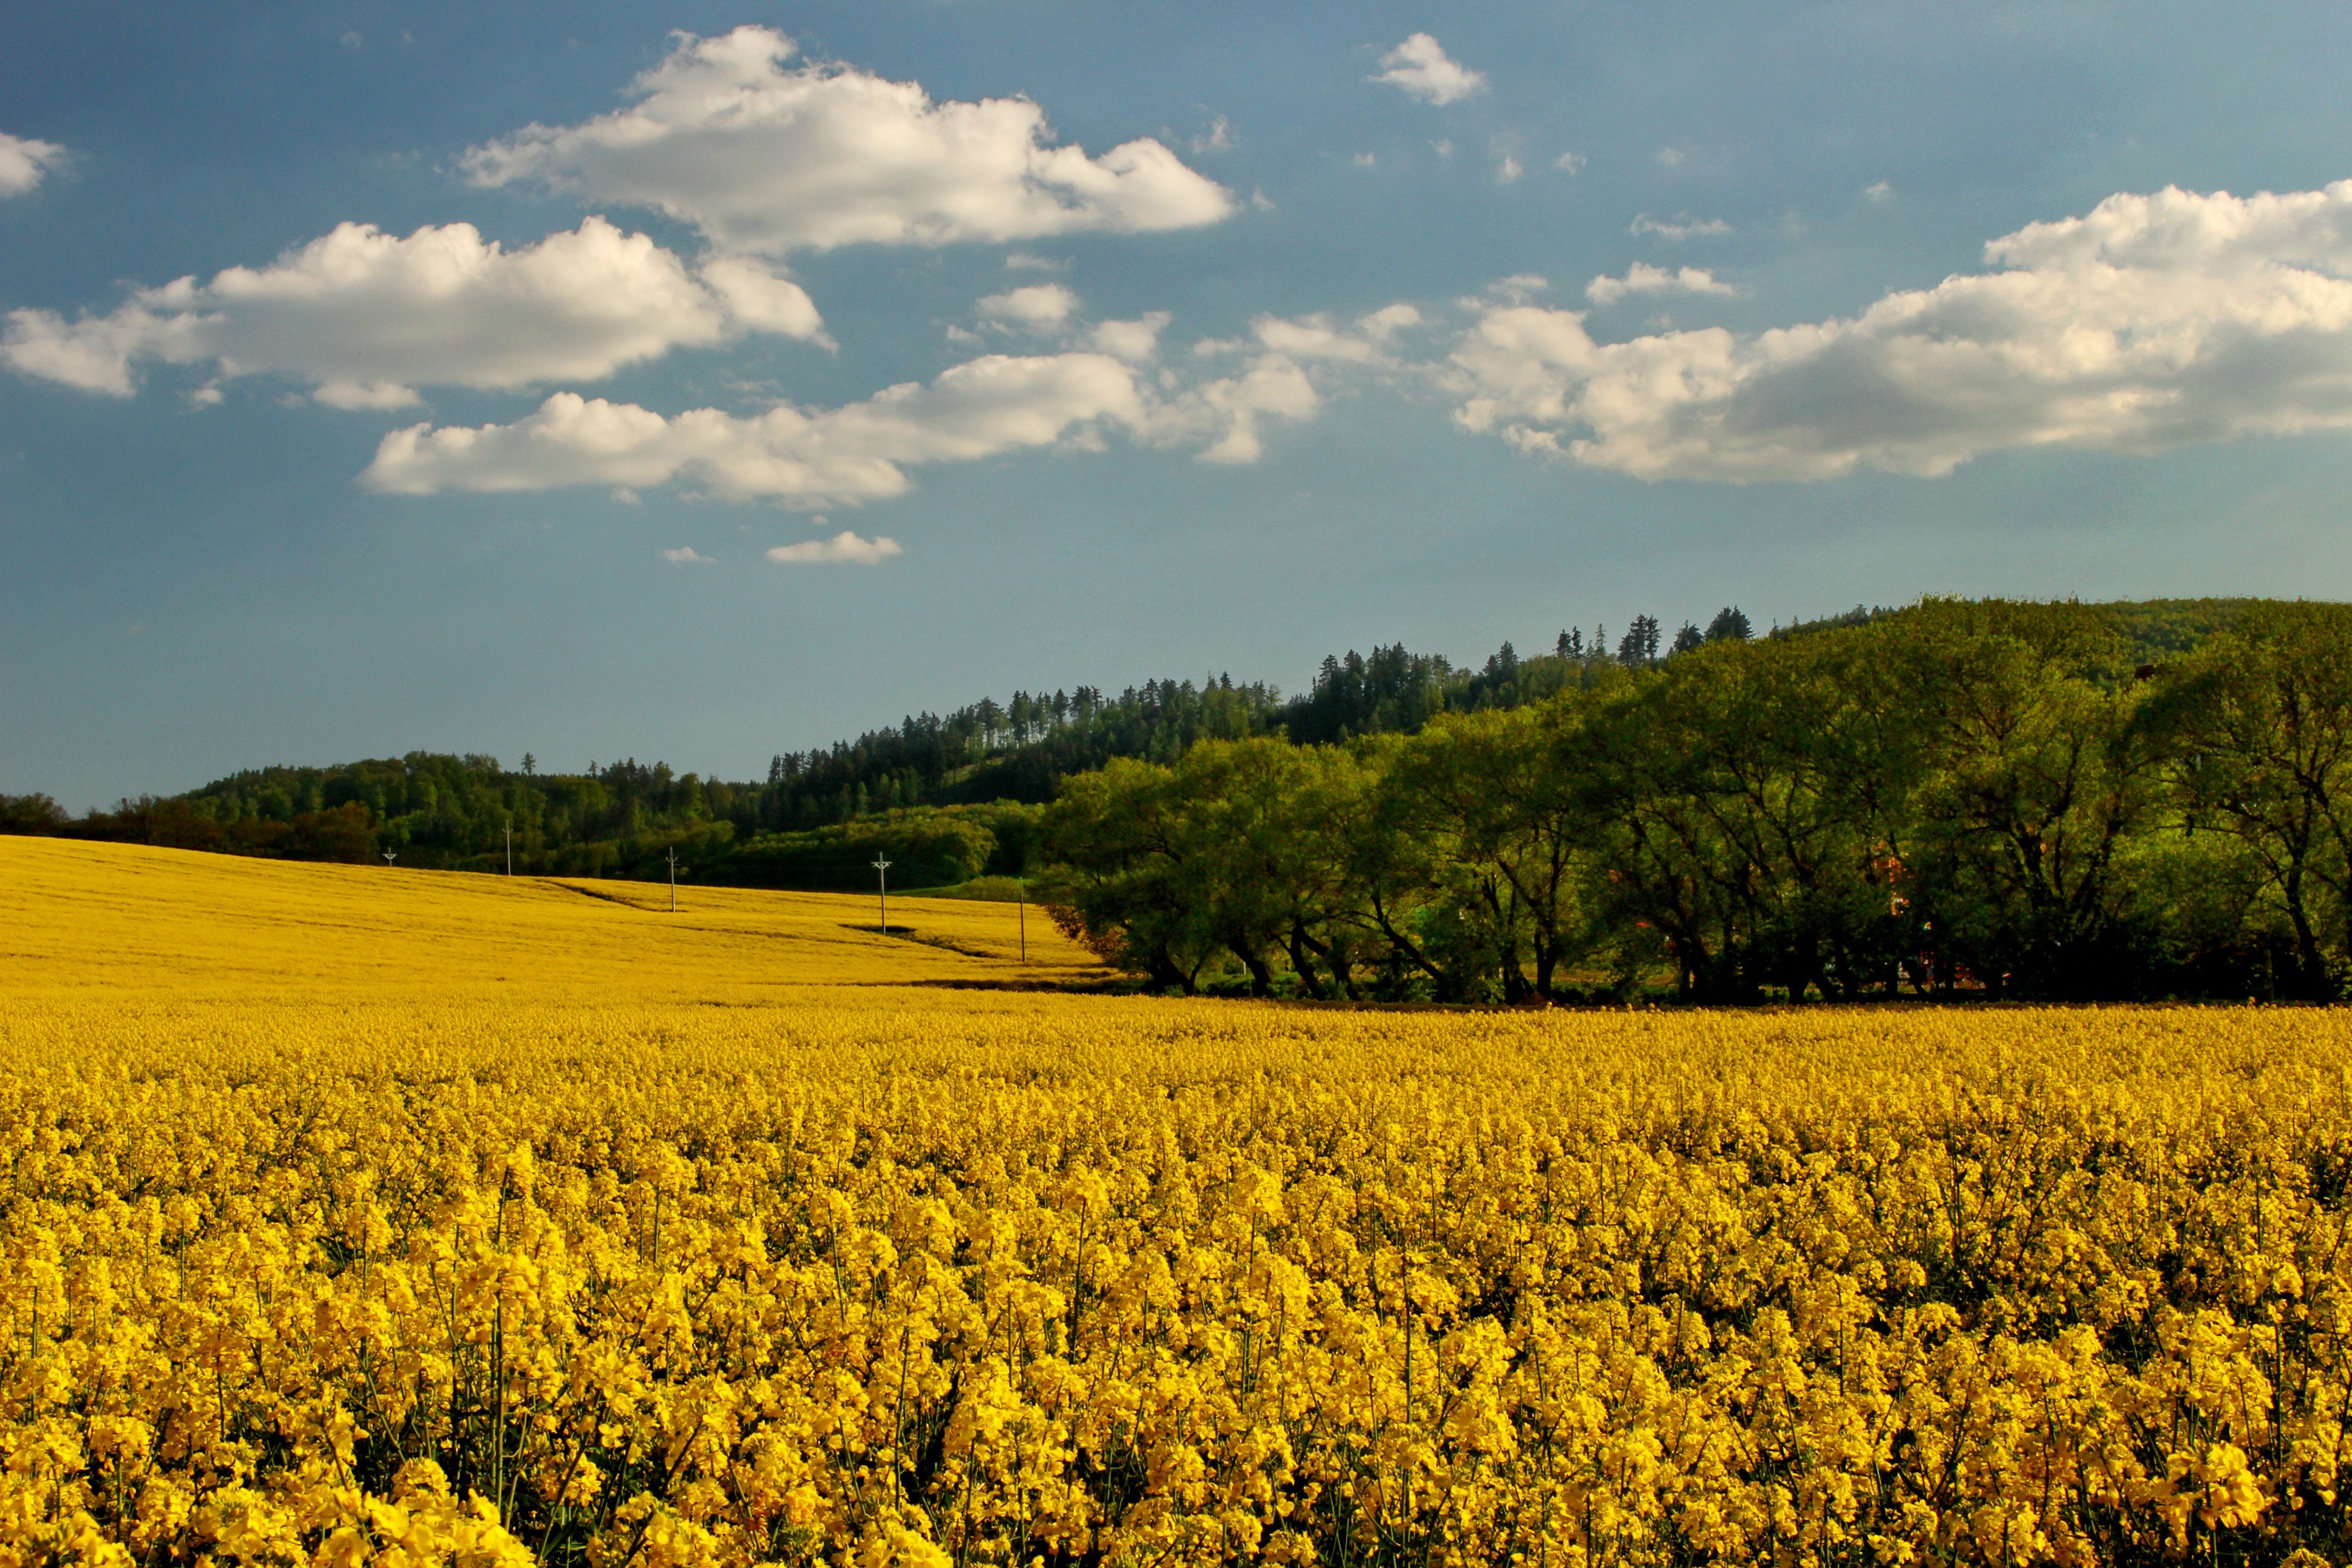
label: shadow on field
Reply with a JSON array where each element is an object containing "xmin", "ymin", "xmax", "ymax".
[
  {"xmin": 895, "ymin": 977, "xmax": 1139, "ymax": 994},
  {"xmin": 841, "ymin": 923, "xmax": 1005, "ymax": 961}
]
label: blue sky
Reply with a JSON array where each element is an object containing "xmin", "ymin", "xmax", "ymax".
[{"xmin": 7, "ymin": 1, "xmax": 2352, "ymax": 807}]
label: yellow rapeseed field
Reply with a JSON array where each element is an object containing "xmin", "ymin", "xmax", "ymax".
[{"xmin": 3, "ymin": 838, "xmax": 2349, "ymax": 1567}]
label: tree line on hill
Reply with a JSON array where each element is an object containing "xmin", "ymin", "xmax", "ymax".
[
  {"xmin": 3, "ymin": 596, "xmax": 2308, "ymax": 1003},
  {"xmin": 1, "ymin": 602, "xmax": 1836, "ymax": 882},
  {"xmin": 1037, "ymin": 598, "xmax": 2342, "ymax": 1003}
]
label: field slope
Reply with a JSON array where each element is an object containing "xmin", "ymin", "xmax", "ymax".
[{"xmin": 0, "ymin": 835, "xmax": 1105, "ymax": 1001}]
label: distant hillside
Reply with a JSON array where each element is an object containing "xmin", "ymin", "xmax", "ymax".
[
  {"xmin": 0, "ymin": 597, "xmax": 2314, "ymax": 889},
  {"xmin": 1773, "ymin": 597, "xmax": 2266, "ymax": 658}
]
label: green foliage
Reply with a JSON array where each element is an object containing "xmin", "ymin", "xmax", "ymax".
[
  {"xmin": 2134, "ymin": 601, "xmax": 2352, "ymax": 998},
  {"xmin": 60, "ymin": 754, "xmax": 747, "ymax": 877},
  {"xmin": 1045, "ymin": 599, "xmax": 2352, "ymax": 1004},
  {"xmin": 0, "ymin": 794, "xmax": 68, "ymax": 835},
  {"xmin": 899, "ymin": 875, "xmax": 1036, "ymax": 902},
  {"xmin": 713, "ymin": 803, "xmax": 1041, "ymax": 892},
  {"xmin": 39, "ymin": 626, "xmax": 1659, "ymax": 885},
  {"xmin": 1773, "ymin": 597, "xmax": 2267, "ymax": 665}
]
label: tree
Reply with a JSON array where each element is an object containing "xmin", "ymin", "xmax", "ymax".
[
  {"xmin": 1896, "ymin": 601, "xmax": 2161, "ymax": 998},
  {"xmin": 1705, "ymin": 606, "xmax": 1754, "ymax": 643},
  {"xmin": 1387, "ymin": 703, "xmax": 1601, "ymax": 1001},
  {"xmin": 280, "ymin": 801, "xmax": 381, "ymax": 863},
  {"xmin": 1618, "ymin": 616, "xmax": 1660, "ymax": 667},
  {"xmin": 2142, "ymin": 602, "xmax": 2352, "ymax": 998},
  {"xmin": 1041, "ymin": 760, "xmax": 1221, "ymax": 993},
  {"xmin": 1670, "ymin": 622, "xmax": 1705, "ymax": 656},
  {"xmin": 1583, "ymin": 628, "xmax": 1925, "ymax": 1000},
  {"xmin": 0, "ymin": 794, "xmax": 67, "ymax": 835}
]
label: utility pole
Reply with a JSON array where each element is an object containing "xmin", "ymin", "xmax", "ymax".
[
  {"xmin": 504, "ymin": 821, "xmax": 513, "ymax": 876},
  {"xmin": 666, "ymin": 848, "xmax": 679, "ymax": 912},
  {"xmin": 382, "ymin": 850, "xmax": 396, "ymax": 866},
  {"xmin": 873, "ymin": 855, "xmax": 893, "ymax": 935},
  {"xmin": 1017, "ymin": 876, "xmax": 1027, "ymax": 964}
]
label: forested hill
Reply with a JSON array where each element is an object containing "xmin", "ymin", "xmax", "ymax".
[{"xmin": 0, "ymin": 597, "xmax": 2274, "ymax": 887}]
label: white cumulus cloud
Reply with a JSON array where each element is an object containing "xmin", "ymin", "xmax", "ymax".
[
  {"xmin": 1585, "ymin": 264, "xmax": 1737, "ymax": 306},
  {"xmin": 1168, "ymin": 308, "xmax": 1414, "ymax": 461},
  {"xmin": 463, "ymin": 27, "xmax": 1233, "ymax": 256},
  {"xmin": 1089, "ymin": 313, "xmax": 1170, "ymax": 362},
  {"xmin": 977, "ymin": 283, "xmax": 1079, "ymax": 329},
  {"xmin": 1357, "ymin": 303, "xmax": 1425, "ymax": 343},
  {"xmin": 0, "ymin": 132, "xmax": 66, "ymax": 198},
  {"xmin": 1372, "ymin": 34, "xmax": 1487, "ymax": 105},
  {"xmin": 1150, "ymin": 355, "xmax": 1320, "ymax": 464},
  {"xmin": 661, "ymin": 546, "xmax": 712, "ymax": 563},
  {"xmin": 362, "ymin": 352, "xmax": 1151, "ymax": 507},
  {"xmin": 362, "ymin": 332, "xmax": 1342, "ymax": 503},
  {"xmin": 700, "ymin": 255, "xmax": 827, "ymax": 340},
  {"xmin": 768, "ymin": 531, "xmax": 902, "ymax": 564},
  {"xmin": 1447, "ymin": 179, "xmax": 2352, "ymax": 482},
  {"xmin": 1247, "ymin": 307, "xmax": 1418, "ymax": 364},
  {"xmin": 2, "ymin": 218, "xmax": 821, "ymax": 403}
]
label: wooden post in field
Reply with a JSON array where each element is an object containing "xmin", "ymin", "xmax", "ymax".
[
  {"xmin": 504, "ymin": 821, "xmax": 513, "ymax": 876},
  {"xmin": 873, "ymin": 855, "xmax": 893, "ymax": 935},
  {"xmin": 1018, "ymin": 877, "xmax": 1027, "ymax": 964},
  {"xmin": 666, "ymin": 848, "xmax": 679, "ymax": 912}
]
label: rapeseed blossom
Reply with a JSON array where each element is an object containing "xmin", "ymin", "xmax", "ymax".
[{"xmin": 3, "ymin": 839, "xmax": 2349, "ymax": 1565}]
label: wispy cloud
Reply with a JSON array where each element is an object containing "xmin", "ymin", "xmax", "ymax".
[
  {"xmin": 1371, "ymin": 34, "xmax": 1486, "ymax": 105},
  {"xmin": 767, "ymin": 531, "xmax": 902, "ymax": 564},
  {"xmin": 0, "ymin": 132, "xmax": 67, "ymax": 198},
  {"xmin": 1629, "ymin": 213, "xmax": 1732, "ymax": 240},
  {"xmin": 1585, "ymin": 263, "xmax": 1737, "ymax": 306}
]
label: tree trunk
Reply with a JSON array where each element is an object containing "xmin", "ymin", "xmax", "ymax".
[
  {"xmin": 2284, "ymin": 861, "xmax": 2332, "ymax": 1000},
  {"xmin": 1284, "ymin": 922, "xmax": 1332, "ymax": 1001},
  {"xmin": 1233, "ymin": 943, "xmax": 1276, "ymax": 997}
]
